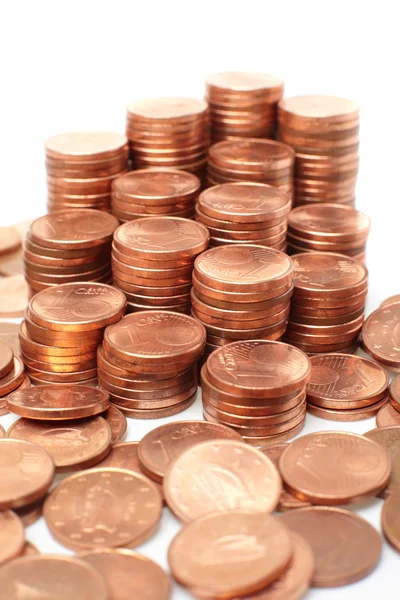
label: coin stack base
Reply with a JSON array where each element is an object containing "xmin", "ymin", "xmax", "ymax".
[{"xmin": 0, "ymin": 345, "xmax": 28, "ymax": 416}]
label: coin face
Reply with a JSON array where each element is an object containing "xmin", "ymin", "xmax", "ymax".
[
  {"xmin": 381, "ymin": 294, "xmax": 400, "ymax": 308},
  {"xmin": 279, "ymin": 95, "xmax": 359, "ymax": 120},
  {"xmin": 79, "ymin": 549, "xmax": 170, "ymax": 600},
  {"xmin": 364, "ymin": 427, "xmax": 400, "ymax": 497},
  {"xmin": 377, "ymin": 403, "xmax": 400, "ymax": 428},
  {"xmin": 0, "ymin": 555, "xmax": 109, "ymax": 600},
  {"xmin": 209, "ymin": 139, "xmax": 295, "ymax": 170},
  {"xmin": 44, "ymin": 468, "xmax": 162, "ymax": 550},
  {"xmin": 45, "ymin": 131, "xmax": 128, "ymax": 159},
  {"xmin": 288, "ymin": 204, "xmax": 370, "ymax": 240},
  {"xmin": 0, "ymin": 322, "xmax": 20, "ymax": 356},
  {"xmin": 281, "ymin": 507, "xmax": 381, "ymax": 587},
  {"xmin": 113, "ymin": 169, "xmax": 199, "ymax": 200},
  {"xmin": 168, "ymin": 511, "xmax": 292, "ymax": 597},
  {"xmin": 164, "ymin": 439, "xmax": 281, "ymax": 522},
  {"xmin": 206, "ymin": 71, "xmax": 283, "ymax": 92},
  {"xmin": 382, "ymin": 492, "xmax": 400, "ymax": 551},
  {"xmin": 362, "ymin": 304, "xmax": 400, "ymax": 367},
  {"xmin": 0, "ymin": 510, "xmax": 24, "ymax": 564},
  {"xmin": 127, "ymin": 97, "xmax": 208, "ymax": 120},
  {"xmin": 292, "ymin": 253, "xmax": 368, "ymax": 296},
  {"xmin": 279, "ymin": 431, "xmax": 391, "ymax": 504},
  {"xmin": 0, "ymin": 275, "xmax": 29, "ymax": 318}
]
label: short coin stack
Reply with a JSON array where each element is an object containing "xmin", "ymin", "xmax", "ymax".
[
  {"xmin": 126, "ymin": 98, "xmax": 209, "ymax": 178},
  {"xmin": 195, "ymin": 182, "xmax": 291, "ymax": 250},
  {"xmin": 205, "ymin": 71, "xmax": 284, "ymax": 142},
  {"xmin": 111, "ymin": 168, "xmax": 200, "ymax": 222},
  {"xmin": 278, "ymin": 95, "xmax": 359, "ymax": 206},
  {"xmin": 98, "ymin": 311, "xmax": 206, "ymax": 418},
  {"xmin": 201, "ymin": 340, "xmax": 311, "ymax": 445},
  {"xmin": 207, "ymin": 139, "xmax": 295, "ymax": 201},
  {"xmin": 112, "ymin": 217, "xmax": 209, "ymax": 314},
  {"xmin": 192, "ymin": 245, "xmax": 294, "ymax": 360},
  {"xmin": 45, "ymin": 132, "xmax": 129, "ymax": 212},
  {"xmin": 287, "ymin": 203, "xmax": 370, "ymax": 262},
  {"xmin": 285, "ymin": 252, "xmax": 368, "ymax": 354},
  {"xmin": 20, "ymin": 282, "xmax": 126, "ymax": 385},
  {"xmin": 23, "ymin": 210, "xmax": 119, "ymax": 297},
  {"xmin": 0, "ymin": 342, "xmax": 28, "ymax": 416}
]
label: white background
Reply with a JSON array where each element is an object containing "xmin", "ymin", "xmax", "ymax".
[{"xmin": 1, "ymin": 1, "xmax": 399, "ymax": 598}]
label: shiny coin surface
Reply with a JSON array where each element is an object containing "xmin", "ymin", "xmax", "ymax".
[
  {"xmin": 103, "ymin": 405, "xmax": 127, "ymax": 444},
  {"xmin": 377, "ymin": 403, "xmax": 400, "ymax": 428},
  {"xmin": 0, "ymin": 510, "xmax": 24, "ymax": 564}
]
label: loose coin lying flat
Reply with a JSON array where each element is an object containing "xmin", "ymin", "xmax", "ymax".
[
  {"xmin": 376, "ymin": 403, "xmax": 400, "ymax": 427},
  {"xmin": 362, "ymin": 304, "xmax": 400, "ymax": 370},
  {"xmin": 103, "ymin": 405, "xmax": 127, "ymax": 444},
  {"xmin": 0, "ymin": 510, "xmax": 24, "ymax": 564},
  {"xmin": 364, "ymin": 426, "xmax": 400, "ymax": 497},
  {"xmin": 381, "ymin": 492, "xmax": 400, "ymax": 551},
  {"xmin": 0, "ymin": 342, "xmax": 14, "ymax": 379},
  {"xmin": 0, "ymin": 275, "xmax": 29, "ymax": 318}
]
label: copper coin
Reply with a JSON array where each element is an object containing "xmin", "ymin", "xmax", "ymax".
[
  {"xmin": 290, "ymin": 288, "xmax": 367, "ymax": 308},
  {"xmin": 364, "ymin": 426, "xmax": 400, "ymax": 497},
  {"xmin": 279, "ymin": 95, "xmax": 359, "ymax": 126},
  {"xmin": 138, "ymin": 421, "xmax": 241, "ymax": 483},
  {"xmin": 19, "ymin": 322, "xmax": 98, "ymax": 357},
  {"xmin": 7, "ymin": 385, "xmax": 110, "ymax": 420},
  {"xmin": 113, "ymin": 167, "xmax": 199, "ymax": 202},
  {"xmin": 0, "ymin": 554, "xmax": 109, "ymax": 599},
  {"xmin": 8, "ymin": 416, "xmax": 112, "ymax": 472},
  {"xmin": 28, "ymin": 282, "xmax": 126, "ymax": 331},
  {"xmin": 381, "ymin": 492, "xmax": 400, "ymax": 551},
  {"xmin": 0, "ymin": 342, "xmax": 14, "ymax": 380},
  {"xmin": 98, "ymin": 377, "xmax": 196, "ymax": 404},
  {"xmin": 24, "ymin": 313, "xmax": 104, "ymax": 346},
  {"xmin": 168, "ymin": 510, "xmax": 292, "ymax": 597},
  {"xmin": 203, "ymin": 399, "xmax": 306, "ymax": 428},
  {"xmin": 290, "ymin": 298, "xmax": 366, "ymax": 318},
  {"xmin": 0, "ymin": 510, "xmax": 24, "ymax": 564},
  {"xmin": 287, "ymin": 230, "xmax": 366, "ymax": 251},
  {"xmin": 209, "ymin": 139, "xmax": 295, "ymax": 172},
  {"xmin": 128, "ymin": 97, "xmax": 208, "ymax": 121},
  {"xmin": 79, "ymin": 548, "xmax": 170, "ymax": 600},
  {"xmin": 26, "ymin": 366, "xmax": 98, "ymax": 384},
  {"xmin": 15, "ymin": 498, "xmax": 44, "ymax": 527},
  {"xmin": 193, "ymin": 272, "xmax": 293, "ymax": 304},
  {"xmin": 286, "ymin": 313, "xmax": 364, "ymax": 337},
  {"xmin": 362, "ymin": 304, "xmax": 400, "ymax": 369},
  {"xmin": 0, "ymin": 323, "xmax": 20, "ymax": 357},
  {"xmin": 46, "ymin": 131, "xmax": 128, "ymax": 160},
  {"xmin": 164, "ymin": 439, "xmax": 281, "ymax": 522},
  {"xmin": 288, "ymin": 203, "xmax": 369, "ymax": 241},
  {"xmin": 307, "ymin": 394, "xmax": 388, "ymax": 421},
  {"xmin": 111, "ymin": 243, "xmax": 194, "ymax": 268},
  {"xmin": 381, "ymin": 294, "xmax": 400, "ymax": 308},
  {"xmin": 377, "ymin": 403, "xmax": 400, "ymax": 428},
  {"xmin": 44, "ymin": 467, "xmax": 162, "ymax": 549},
  {"xmin": 113, "ymin": 391, "xmax": 197, "ymax": 419},
  {"xmin": 192, "ymin": 303, "xmax": 290, "ymax": 329},
  {"xmin": 390, "ymin": 375, "xmax": 400, "ymax": 411},
  {"xmin": 279, "ymin": 431, "xmax": 391, "ymax": 505},
  {"xmin": 22, "ymin": 353, "xmax": 97, "ymax": 373},
  {"xmin": 0, "ymin": 227, "xmax": 21, "ymax": 255},
  {"xmin": 103, "ymin": 405, "xmax": 127, "ymax": 444},
  {"xmin": 196, "ymin": 206, "xmax": 287, "ymax": 232},
  {"xmin": 289, "ymin": 306, "xmax": 364, "ymax": 327},
  {"xmin": 195, "ymin": 314, "xmax": 288, "ymax": 341},
  {"xmin": 0, "ymin": 357, "xmax": 25, "ymax": 396},
  {"xmin": 0, "ymin": 376, "xmax": 31, "ymax": 417},
  {"xmin": 111, "ymin": 255, "xmax": 192, "ymax": 279},
  {"xmin": 280, "ymin": 506, "xmax": 381, "ymax": 587},
  {"xmin": 191, "ymin": 288, "xmax": 288, "ymax": 322},
  {"xmin": 240, "ymin": 420, "xmax": 306, "ymax": 447},
  {"xmin": 0, "ymin": 275, "xmax": 29, "ymax": 318}
]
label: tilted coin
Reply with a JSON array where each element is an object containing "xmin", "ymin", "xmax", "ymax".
[
  {"xmin": 381, "ymin": 492, "xmax": 400, "ymax": 552},
  {"xmin": 364, "ymin": 426, "xmax": 400, "ymax": 497},
  {"xmin": 0, "ymin": 510, "xmax": 24, "ymax": 564}
]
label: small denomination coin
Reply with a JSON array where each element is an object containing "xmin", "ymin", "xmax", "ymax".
[
  {"xmin": 15, "ymin": 498, "xmax": 44, "ymax": 527},
  {"xmin": 364, "ymin": 426, "xmax": 400, "ymax": 497},
  {"xmin": 103, "ymin": 405, "xmax": 127, "ymax": 444},
  {"xmin": 0, "ymin": 275, "xmax": 29, "ymax": 318},
  {"xmin": 0, "ymin": 227, "xmax": 21, "ymax": 255},
  {"xmin": 281, "ymin": 506, "xmax": 381, "ymax": 587},
  {"xmin": 381, "ymin": 294, "xmax": 400, "ymax": 308},
  {"xmin": 381, "ymin": 492, "xmax": 400, "ymax": 551},
  {"xmin": 377, "ymin": 403, "xmax": 400, "ymax": 427},
  {"xmin": 44, "ymin": 468, "xmax": 162, "ymax": 550},
  {"xmin": 0, "ymin": 342, "xmax": 13, "ymax": 379},
  {"xmin": 0, "ymin": 510, "xmax": 24, "ymax": 564},
  {"xmin": 389, "ymin": 375, "xmax": 400, "ymax": 411},
  {"xmin": 362, "ymin": 304, "xmax": 400, "ymax": 369},
  {"xmin": 279, "ymin": 431, "xmax": 391, "ymax": 505},
  {"xmin": 164, "ymin": 439, "xmax": 281, "ymax": 522},
  {"xmin": 0, "ymin": 322, "xmax": 20, "ymax": 356}
]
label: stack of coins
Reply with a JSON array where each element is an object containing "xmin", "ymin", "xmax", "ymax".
[
  {"xmin": 201, "ymin": 340, "xmax": 311, "ymax": 445},
  {"xmin": 207, "ymin": 139, "xmax": 295, "ymax": 201},
  {"xmin": 285, "ymin": 253, "xmax": 368, "ymax": 354},
  {"xmin": 112, "ymin": 217, "xmax": 209, "ymax": 314},
  {"xmin": 192, "ymin": 245, "xmax": 294, "ymax": 359},
  {"xmin": 278, "ymin": 95, "xmax": 359, "ymax": 206},
  {"xmin": 126, "ymin": 98, "xmax": 209, "ymax": 177},
  {"xmin": 205, "ymin": 72, "xmax": 284, "ymax": 142},
  {"xmin": 287, "ymin": 203, "xmax": 370, "ymax": 262},
  {"xmin": 196, "ymin": 182, "xmax": 290, "ymax": 250},
  {"xmin": 98, "ymin": 311, "xmax": 206, "ymax": 418},
  {"xmin": 20, "ymin": 282, "xmax": 126, "ymax": 385},
  {"xmin": 45, "ymin": 132, "xmax": 129, "ymax": 212},
  {"xmin": 0, "ymin": 342, "xmax": 28, "ymax": 415},
  {"xmin": 23, "ymin": 210, "xmax": 119, "ymax": 297},
  {"xmin": 111, "ymin": 169, "xmax": 200, "ymax": 222}
]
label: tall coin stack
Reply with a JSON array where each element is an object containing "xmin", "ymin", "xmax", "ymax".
[
  {"xmin": 207, "ymin": 139, "xmax": 295, "ymax": 201},
  {"xmin": 23, "ymin": 210, "xmax": 119, "ymax": 297},
  {"xmin": 111, "ymin": 169, "xmax": 200, "ymax": 222},
  {"xmin": 112, "ymin": 217, "xmax": 209, "ymax": 313},
  {"xmin": 126, "ymin": 98, "xmax": 209, "ymax": 178},
  {"xmin": 195, "ymin": 182, "xmax": 290, "ymax": 250},
  {"xmin": 205, "ymin": 72, "xmax": 284, "ymax": 142},
  {"xmin": 0, "ymin": 343, "xmax": 28, "ymax": 416},
  {"xmin": 201, "ymin": 340, "xmax": 311, "ymax": 445},
  {"xmin": 20, "ymin": 282, "xmax": 126, "ymax": 385},
  {"xmin": 45, "ymin": 132, "xmax": 129, "ymax": 212},
  {"xmin": 98, "ymin": 311, "xmax": 206, "ymax": 418},
  {"xmin": 284, "ymin": 252, "xmax": 368, "ymax": 355},
  {"xmin": 287, "ymin": 203, "xmax": 370, "ymax": 262},
  {"xmin": 192, "ymin": 245, "xmax": 294, "ymax": 361},
  {"xmin": 278, "ymin": 95, "xmax": 359, "ymax": 206}
]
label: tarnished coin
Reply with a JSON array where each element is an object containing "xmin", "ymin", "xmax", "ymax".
[
  {"xmin": 364, "ymin": 426, "xmax": 400, "ymax": 497},
  {"xmin": 281, "ymin": 506, "xmax": 381, "ymax": 587},
  {"xmin": 381, "ymin": 492, "xmax": 400, "ymax": 552},
  {"xmin": 0, "ymin": 510, "xmax": 24, "ymax": 564},
  {"xmin": 0, "ymin": 275, "xmax": 29, "ymax": 318},
  {"xmin": 377, "ymin": 403, "xmax": 400, "ymax": 428},
  {"xmin": 103, "ymin": 405, "xmax": 127, "ymax": 444},
  {"xmin": 79, "ymin": 549, "xmax": 170, "ymax": 600},
  {"xmin": 164, "ymin": 439, "xmax": 281, "ymax": 522},
  {"xmin": 279, "ymin": 431, "xmax": 391, "ymax": 505},
  {"xmin": 44, "ymin": 468, "xmax": 162, "ymax": 550},
  {"xmin": 0, "ymin": 554, "xmax": 108, "ymax": 599},
  {"xmin": 0, "ymin": 342, "xmax": 14, "ymax": 379},
  {"xmin": 362, "ymin": 304, "xmax": 400, "ymax": 369},
  {"xmin": 168, "ymin": 511, "xmax": 292, "ymax": 597}
]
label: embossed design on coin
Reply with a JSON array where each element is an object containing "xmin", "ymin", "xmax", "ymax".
[
  {"xmin": 362, "ymin": 304, "xmax": 400, "ymax": 368},
  {"xmin": 292, "ymin": 253, "xmax": 367, "ymax": 296},
  {"xmin": 0, "ymin": 510, "xmax": 24, "ymax": 564}
]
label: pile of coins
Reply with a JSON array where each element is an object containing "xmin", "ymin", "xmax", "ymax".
[
  {"xmin": 112, "ymin": 217, "xmax": 209, "ymax": 313},
  {"xmin": 192, "ymin": 245, "xmax": 294, "ymax": 359},
  {"xmin": 111, "ymin": 168, "xmax": 200, "ymax": 222},
  {"xmin": 23, "ymin": 210, "xmax": 118, "ymax": 297},
  {"xmin": 98, "ymin": 311, "xmax": 206, "ymax": 418},
  {"xmin": 287, "ymin": 203, "xmax": 370, "ymax": 261},
  {"xmin": 205, "ymin": 71, "xmax": 284, "ymax": 141},
  {"xmin": 285, "ymin": 252, "xmax": 368, "ymax": 354},
  {"xmin": 306, "ymin": 354, "xmax": 389, "ymax": 421},
  {"xmin": 45, "ymin": 132, "xmax": 129, "ymax": 212},
  {"xmin": 207, "ymin": 138, "xmax": 295, "ymax": 200},
  {"xmin": 195, "ymin": 182, "xmax": 290, "ymax": 249},
  {"xmin": 0, "ymin": 343, "xmax": 28, "ymax": 415},
  {"xmin": 200, "ymin": 340, "xmax": 310, "ymax": 444},
  {"xmin": 278, "ymin": 95, "xmax": 359, "ymax": 206},
  {"xmin": 126, "ymin": 98, "xmax": 209, "ymax": 177},
  {"xmin": 20, "ymin": 282, "xmax": 126, "ymax": 385}
]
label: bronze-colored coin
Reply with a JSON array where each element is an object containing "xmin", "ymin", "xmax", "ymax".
[
  {"xmin": 0, "ymin": 275, "xmax": 29, "ymax": 318},
  {"xmin": 381, "ymin": 492, "xmax": 400, "ymax": 551},
  {"xmin": 44, "ymin": 467, "xmax": 162, "ymax": 550},
  {"xmin": 289, "ymin": 306, "xmax": 364, "ymax": 327},
  {"xmin": 0, "ymin": 357, "xmax": 25, "ymax": 396},
  {"xmin": 362, "ymin": 304, "xmax": 400, "ymax": 369},
  {"xmin": 0, "ymin": 510, "xmax": 24, "ymax": 564},
  {"xmin": 112, "ymin": 267, "xmax": 190, "ymax": 288},
  {"xmin": 288, "ymin": 203, "xmax": 369, "ymax": 241},
  {"xmin": 98, "ymin": 377, "xmax": 196, "ymax": 404},
  {"xmin": 279, "ymin": 95, "xmax": 359, "ymax": 128},
  {"xmin": 113, "ymin": 391, "xmax": 197, "ymax": 419},
  {"xmin": 193, "ymin": 272, "xmax": 293, "ymax": 305},
  {"xmin": 0, "ymin": 375, "xmax": 31, "ymax": 417},
  {"xmin": 377, "ymin": 403, "xmax": 400, "ymax": 427},
  {"xmin": 282, "ymin": 336, "xmax": 359, "ymax": 355},
  {"xmin": 279, "ymin": 431, "xmax": 391, "ymax": 505},
  {"xmin": 0, "ymin": 554, "xmax": 109, "ymax": 599},
  {"xmin": 209, "ymin": 139, "xmax": 295, "ymax": 172},
  {"xmin": 381, "ymin": 294, "xmax": 400, "ymax": 308},
  {"xmin": 0, "ymin": 227, "xmax": 21, "ymax": 256},
  {"xmin": 192, "ymin": 302, "xmax": 289, "ymax": 330},
  {"xmin": 103, "ymin": 404, "xmax": 127, "ymax": 444},
  {"xmin": 196, "ymin": 314, "xmax": 288, "ymax": 341},
  {"xmin": 46, "ymin": 131, "xmax": 128, "ymax": 160},
  {"xmin": 0, "ymin": 247, "xmax": 23, "ymax": 276},
  {"xmin": 79, "ymin": 548, "xmax": 170, "ymax": 600},
  {"xmin": 287, "ymin": 230, "xmax": 366, "ymax": 252},
  {"xmin": 127, "ymin": 97, "xmax": 208, "ymax": 122},
  {"xmin": 206, "ymin": 71, "xmax": 283, "ymax": 96},
  {"xmin": 25, "ymin": 263, "xmax": 111, "ymax": 285},
  {"xmin": 164, "ymin": 439, "xmax": 281, "ymax": 522},
  {"xmin": 24, "ymin": 313, "xmax": 104, "ymax": 347},
  {"xmin": 204, "ymin": 398, "xmax": 306, "ymax": 428},
  {"xmin": 19, "ymin": 322, "xmax": 98, "ymax": 357},
  {"xmin": 0, "ymin": 323, "xmax": 20, "ymax": 357},
  {"xmin": 98, "ymin": 345, "xmax": 180, "ymax": 380},
  {"xmin": 0, "ymin": 342, "xmax": 14, "ymax": 380},
  {"xmin": 307, "ymin": 395, "xmax": 388, "ymax": 421},
  {"xmin": 390, "ymin": 375, "xmax": 400, "ymax": 411},
  {"xmin": 286, "ymin": 313, "xmax": 364, "ymax": 337},
  {"xmin": 113, "ymin": 168, "xmax": 199, "ymax": 202},
  {"xmin": 290, "ymin": 298, "xmax": 366, "ymax": 318},
  {"xmin": 111, "ymin": 255, "xmax": 192, "ymax": 280},
  {"xmin": 280, "ymin": 506, "xmax": 381, "ymax": 587},
  {"xmin": 364, "ymin": 426, "xmax": 400, "ymax": 497},
  {"xmin": 196, "ymin": 205, "xmax": 287, "ymax": 231},
  {"xmin": 240, "ymin": 420, "xmax": 306, "ymax": 447},
  {"xmin": 7, "ymin": 385, "xmax": 110, "ymax": 420},
  {"xmin": 168, "ymin": 511, "xmax": 292, "ymax": 598},
  {"xmin": 290, "ymin": 287, "xmax": 367, "ymax": 309},
  {"xmin": 111, "ymin": 243, "xmax": 194, "ymax": 268},
  {"xmin": 26, "ymin": 365, "xmax": 98, "ymax": 383},
  {"xmin": 15, "ymin": 498, "xmax": 44, "ymax": 527},
  {"xmin": 138, "ymin": 421, "xmax": 241, "ymax": 483},
  {"xmin": 21, "ymin": 353, "xmax": 97, "ymax": 373}
]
